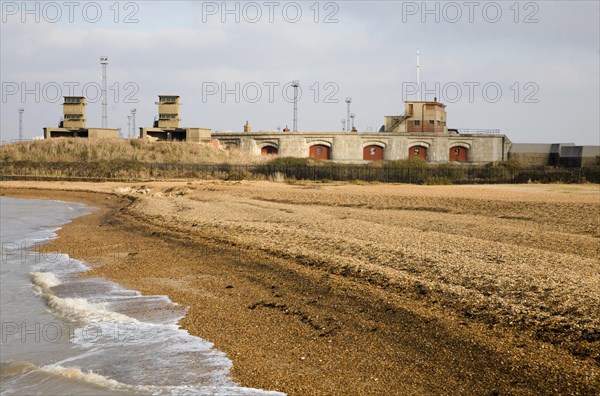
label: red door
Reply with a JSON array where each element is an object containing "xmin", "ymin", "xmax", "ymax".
[
  {"xmin": 309, "ymin": 145, "xmax": 330, "ymax": 160},
  {"xmin": 449, "ymin": 146, "xmax": 468, "ymax": 161},
  {"xmin": 408, "ymin": 145, "xmax": 427, "ymax": 160},
  {"xmin": 363, "ymin": 145, "xmax": 384, "ymax": 161}
]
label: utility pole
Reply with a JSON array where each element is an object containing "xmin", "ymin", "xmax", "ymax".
[
  {"xmin": 18, "ymin": 108, "xmax": 24, "ymax": 140},
  {"xmin": 127, "ymin": 115, "xmax": 132, "ymax": 138}
]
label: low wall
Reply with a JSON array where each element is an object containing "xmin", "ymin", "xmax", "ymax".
[{"xmin": 213, "ymin": 132, "xmax": 510, "ymax": 163}]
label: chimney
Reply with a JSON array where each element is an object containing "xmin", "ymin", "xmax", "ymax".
[{"xmin": 244, "ymin": 121, "xmax": 251, "ymax": 133}]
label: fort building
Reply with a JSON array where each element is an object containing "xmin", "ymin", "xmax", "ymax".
[
  {"xmin": 213, "ymin": 99, "xmax": 510, "ymax": 164},
  {"xmin": 41, "ymin": 95, "xmax": 598, "ymax": 166},
  {"xmin": 44, "ymin": 96, "xmax": 120, "ymax": 139}
]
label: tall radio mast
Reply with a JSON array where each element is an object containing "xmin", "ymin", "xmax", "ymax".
[{"xmin": 100, "ymin": 56, "xmax": 108, "ymax": 128}]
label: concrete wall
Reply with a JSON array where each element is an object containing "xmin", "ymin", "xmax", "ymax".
[
  {"xmin": 509, "ymin": 143, "xmax": 600, "ymax": 167},
  {"xmin": 44, "ymin": 128, "xmax": 119, "ymax": 139},
  {"xmin": 141, "ymin": 127, "xmax": 211, "ymax": 143},
  {"xmin": 87, "ymin": 129, "xmax": 120, "ymax": 138},
  {"xmin": 62, "ymin": 97, "xmax": 86, "ymax": 129},
  {"xmin": 213, "ymin": 132, "xmax": 510, "ymax": 163},
  {"xmin": 581, "ymin": 146, "xmax": 600, "ymax": 166},
  {"xmin": 157, "ymin": 96, "xmax": 181, "ymax": 129},
  {"xmin": 186, "ymin": 128, "xmax": 212, "ymax": 142}
]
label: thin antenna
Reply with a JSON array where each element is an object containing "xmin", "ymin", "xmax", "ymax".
[
  {"xmin": 345, "ymin": 97, "xmax": 352, "ymax": 132},
  {"xmin": 130, "ymin": 109, "xmax": 136, "ymax": 139},
  {"xmin": 18, "ymin": 108, "xmax": 24, "ymax": 140},
  {"xmin": 341, "ymin": 119, "xmax": 346, "ymax": 132},
  {"xmin": 292, "ymin": 81, "xmax": 300, "ymax": 132},
  {"xmin": 127, "ymin": 115, "xmax": 132, "ymax": 138},
  {"xmin": 416, "ymin": 48, "xmax": 421, "ymax": 101},
  {"xmin": 100, "ymin": 56, "xmax": 108, "ymax": 128},
  {"xmin": 350, "ymin": 113, "xmax": 356, "ymax": 131}
]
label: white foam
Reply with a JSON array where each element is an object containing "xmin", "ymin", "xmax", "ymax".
[
  {"xmin": 42, "ymin": 365, "xmax": 123, "ymax": 390},
  {"xmin": 45, "ymin": 295, "xmax": 140, "ymax": 324},
  {"xmin": 31, "ymin": 272, "xmax": 62, "ymax": 289},
  {"xmin": 31, "ymin": 271, "xmax": 139, "ymax": 325},
  {"xmin": 41, "ymin": 364, "xmax": 286, "ymax": 395},
  {"xmin": 30, "ymin": 271, "xmax": 62, "ymax": 296}
]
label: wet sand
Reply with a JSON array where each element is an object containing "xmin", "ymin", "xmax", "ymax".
[{"xmin": 1, "ymin": 181, "xmax": 598, "ymax": 395}]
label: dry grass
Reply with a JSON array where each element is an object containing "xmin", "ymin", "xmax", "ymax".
[{"xmin": 0, "ymin": 138, "xmax": 266, "ymax": 164}]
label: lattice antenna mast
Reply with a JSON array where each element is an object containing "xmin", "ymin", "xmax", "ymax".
[
  {"xmin": 18, "ymin": 108, "xmax": 24, "ymax": 140},
  {"xmin": 416, "ymin": 48, "xmax": 421, "ymax": 101},
  {"xmin": 292, "ymin": 81, "xmax": 300, "ymax": 132},
  {"xmin": 100, "ymin": 56, "xmax": 109, "ymax": 128},
  {"xmin": 130, "ymin": 109, "xmax": 137, "ymax": 138},
  {"xmin": 345, "ymin": 97, "xmax": 352, "ymax": 132}
]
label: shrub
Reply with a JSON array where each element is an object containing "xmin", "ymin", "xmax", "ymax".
[{"xmin": 384, "ymin": 157, "xmax": 428, "ymax": 169}]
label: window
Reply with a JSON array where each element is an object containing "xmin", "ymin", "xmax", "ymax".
[
  {"xmin": 414, "ymin": 148, "xmax": 420, "ymax": 154},
  {"xmin": 64, "ymin": 114, "xmax": 81, "ymax": 120},
  {"xmin": 159, "ymin": 114, "xmax": 177, "ymax": 120},
  {"xmin": 65, "ymin": 97, "xmax": 82, "ymax": 104},
  {"xmin": 414, "ymin": 120, "xmax": 420, "ymax": 126},
  {"xmin": 160, "ymin": 96, "xmax": 178, "ymax": 104},
  {"xmin": 317, "ymin": 148, "xmax": 323, "ymax": 155},
  {"xmin": 429, "ymin": 120, "xmax": 435, "ymax": 125},
  {"xmin": 370, "ymin": 147, "xmax": 376, "ymax": 156},
  {"xmin": 454, "ymin": 148, "xmax": 460, "ymax": 155}
]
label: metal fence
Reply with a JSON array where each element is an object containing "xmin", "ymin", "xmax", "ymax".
[{"xmin": 2, "ymin": 161, "xmax": 598, "ymax": 184}]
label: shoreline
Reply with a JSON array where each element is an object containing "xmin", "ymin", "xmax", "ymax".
[{"xmin": 1, "ymin": 182, "xmax": 598, "ymax": 395}]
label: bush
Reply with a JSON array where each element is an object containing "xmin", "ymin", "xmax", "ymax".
[
  {"xmin": 266, "ymin": 157, "xmax": 313, "ymax": 167},
  {"xmin": 384, "ymin": 157, "xmax": 428, "ymax": 169}
]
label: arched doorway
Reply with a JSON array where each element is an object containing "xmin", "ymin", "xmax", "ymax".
[
  {"xmin": 363, "ymin": 145, "xmax": 384, "ymax": 161},
  {"xmin": 449, "ymin": 146, "xmax": 468, "ymax": 161},
  {"xmin": 408, "ymin": 145, "xmax": 428, "ymax": 160},
  {"xmin": 261, "ymin": 145, "xmax": 278, "ymax": 155},
  {"xmin": 309, "ymin": 145, "xmax": 330, "ymax": 160}
]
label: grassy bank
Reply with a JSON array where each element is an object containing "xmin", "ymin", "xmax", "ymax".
[
  {"xmin": 0, "ymin": 138, "xmax": 261, "ymax": 164},
  {"xmin": 1, "ymin": 140, "xmax": 598, "ymax": 183}
]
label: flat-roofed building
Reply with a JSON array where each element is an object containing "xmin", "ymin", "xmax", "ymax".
[
  {"xmin": 384, "ymin": 100, "xmax": 447, "ymax": 134},
  {"xmin": 44, "ymin": 96, "xmax": 119, "ymax": 139},
  {"xmin": 140, "ymin": 95, "xmax": 211, "ymax": 143}
]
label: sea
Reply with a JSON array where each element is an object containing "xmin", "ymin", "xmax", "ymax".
[{"xmin": 0, "ymin": 196, "xmax": 284, "ymax": 396}]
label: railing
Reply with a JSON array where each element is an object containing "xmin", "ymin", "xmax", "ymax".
[
  {"xmin": 1, "ymin": 162, "xmax": 598, "ymax": 184},
  {"xmin": 0, "ymin": 139, "xmax": 35, "ymax": 146},
  {"xmin": 456, "ymin": 129, "xmax": 501, "ymax": 135}
]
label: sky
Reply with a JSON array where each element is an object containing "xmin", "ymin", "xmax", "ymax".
[{"xmin": 1, "ymin": 0, "xmax": 599, "ymax": 144}]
